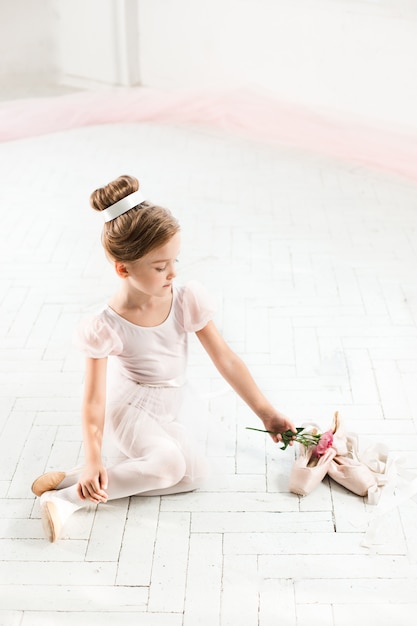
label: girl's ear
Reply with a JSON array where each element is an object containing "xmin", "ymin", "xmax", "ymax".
[{"xmin": 115, "ymin": 261, "xmax": 129, "ymax": 279}]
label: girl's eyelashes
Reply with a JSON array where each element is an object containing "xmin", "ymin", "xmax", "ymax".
[{"xmin": 155, "ymin": 259, "xmax": 179, "ymax": 273}]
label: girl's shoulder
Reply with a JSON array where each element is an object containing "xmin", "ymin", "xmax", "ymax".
[
  {"xmin": 176, "ymin": 280, "xmax": 217, "ymax": 332},
  {"xmin": 74, "ymin": 308, "xmax": 124, "ymax": 358}
]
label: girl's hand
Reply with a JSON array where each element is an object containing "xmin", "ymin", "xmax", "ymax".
[
  {"xmin": 77, "ymin": 464, "xmax": 108, "ymax": 503},
  {"xmin": 261, "ymin": 411, "xmax": 297, "ymax": 444}
]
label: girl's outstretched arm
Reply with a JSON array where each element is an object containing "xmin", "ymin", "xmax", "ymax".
[
  {"xmin": 78, "ymin": 357, "xmax": 109, "ymax": 503},
  {"xmin": 196, "ymin": 321, "xmax": 296, "ymax": 443}
]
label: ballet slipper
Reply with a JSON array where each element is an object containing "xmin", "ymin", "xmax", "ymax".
[
  {"xmin": 40, "ymin": 498, "xmax": 62, "ymax": 542},
  {"xmin": 288, "ymin": 411, "xmax": 341, "ymax": 496},
  {"xmin": 289, "ymin": 445, "xmax": 336, "ymax": 496},
  {"xmin": 329, "ymin": 431, "xmax": 380, "ymax": 497},
  {"xmin": 328, "ymin": 455, "xmax": 377, "ymax": 496},
  {"xmin": 31, "ymin": 471, "xmax": 66, "ymax": 497},
  {"xmin": 39, "ymin": 491, "xmax": 80, "ymax": 542}
]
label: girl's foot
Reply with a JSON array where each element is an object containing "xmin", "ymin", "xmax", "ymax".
[
  {"xmin": 31, "ymin": 471, "xmax": 66, "ymax": 496},
  {"xmin": 40, "ymin": 497, "xmax": 62, "ymax": 542},
  {"xmin": 39, "ymin": 491, "xmax": 80, "ymax": 542}
]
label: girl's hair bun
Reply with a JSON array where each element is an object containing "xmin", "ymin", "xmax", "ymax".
[
  {"xmin": 89, "ymin": 174, "xmax": 180, "ymax": 263},
  {"xmin": 90, "ymin": 175, "xmax": 139, "ymax": 212}
]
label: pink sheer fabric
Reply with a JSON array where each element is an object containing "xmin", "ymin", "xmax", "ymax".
[
  {"xmin": 2, "ymin": 86, "xmax": 417, "ymax": 181},
  {"xmin": 73, "ymin": 280, "xmax": 216, "ymax": 485},
  {"xmin": 40, "ymin": 279, "xmax": 216, "ymax": 519},
  {"xmin": 74, "ymin": 280, "xmax": 216, "ymax": 384}
]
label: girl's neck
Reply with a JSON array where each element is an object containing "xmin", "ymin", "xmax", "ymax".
[{"xmin": 109, "ymin": 283, "xmax": 173, "ymax": 327}]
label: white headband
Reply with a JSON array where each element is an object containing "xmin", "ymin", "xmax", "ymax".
[{"xmin": 102, "ymin": 190, "xmax": 146, "ymax": 222}]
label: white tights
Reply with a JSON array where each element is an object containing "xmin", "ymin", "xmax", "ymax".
[{"xmin": 43, "ymin": 428, "xmax": 207, "ymax": 524}]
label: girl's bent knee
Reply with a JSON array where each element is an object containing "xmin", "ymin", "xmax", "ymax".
[
  {"xmin": 161, "ymin": 450, "xmax": 187, "ymax": 485},
  {"xmin": 154, "ymin": 446, "xmax": 187, "ymax": 487}
]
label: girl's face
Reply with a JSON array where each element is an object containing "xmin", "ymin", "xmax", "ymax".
[{"xmin": 120, "ymin": 232, "xmax": 181, "ymax": 297}]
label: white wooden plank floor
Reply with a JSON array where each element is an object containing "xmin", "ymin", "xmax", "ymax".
[{"xmin": 1, "ymin": 119, "xmax": 417, "ymax": 626}]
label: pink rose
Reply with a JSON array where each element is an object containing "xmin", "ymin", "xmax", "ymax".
[{"xmin": 314, "ymin": 430, "xmax": 334, "ymax": 457}]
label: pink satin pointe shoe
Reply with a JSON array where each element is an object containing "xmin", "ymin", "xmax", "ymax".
[
  {"xmin": 328, "ymin": 433, "xmax": 377, "ymax": 497},
  {"xmin": 289, "ymin": 445, "xmax": 337, "ymax": 496},
  {"xmin": 327, "ymin": 455, "xmax": 376, "ymax": 496},
  {"xmin": 288, "ymin": 411, "xmax": 340, "ymax": 496}
]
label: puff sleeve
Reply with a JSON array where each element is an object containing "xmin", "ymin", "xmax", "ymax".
[
  {"xmin": 181, "ymin": 280, "xmax": 217, "ymax": 332},
  {"xmin": 74, "ymin": 315, "xmax": 123, "ymax": 359}
]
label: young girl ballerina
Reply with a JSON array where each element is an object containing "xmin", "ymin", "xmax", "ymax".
[{"xmin": 31, "ymin": 174, "xmax": 296, "ymax": 542}]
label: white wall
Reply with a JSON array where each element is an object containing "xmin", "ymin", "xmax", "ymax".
[
  {"xmin": 0, "ymin": 0, "xmax": 140, "ymax": 95},
  {"xmin": 58, "ymin": 0, "xmax": 139, "ymax": 88},
  {"xmin": 137, "ymin": 0, "xmax": 417, "ymax": 128},
  {"xmin": 1, "ymin": 0, "xmax": 416, "ymax": 130},
  {"xmin": 0, "ymin": 0, "xmax": 58, "ymax": 84}
]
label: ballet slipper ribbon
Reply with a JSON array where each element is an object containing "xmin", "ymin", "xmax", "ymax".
[
  {"xmin": 329, "ymin": 430, "xmax": 417, "ymax": 548},
  {"xmin": 361, "ymin": 450, "xmax": 417, "ymax": 548}
]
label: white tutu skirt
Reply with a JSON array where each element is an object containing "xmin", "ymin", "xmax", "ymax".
[{"xmin": 103, "ymin": 371, "xmax": 209, "ymax": 487}]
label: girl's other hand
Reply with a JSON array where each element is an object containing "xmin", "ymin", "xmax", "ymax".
[
  {"xmin": 77, "ymin": 464, "xmax": 108, "ymax": 503},
  {"xmin": 261, "ymin": 411, "xmax": 297, "ymax": 444}
]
